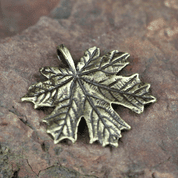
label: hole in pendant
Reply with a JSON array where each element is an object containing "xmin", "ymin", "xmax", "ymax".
[{"xmin": 77, "ymin": 117, "xmax": 90, "ymax": 143}]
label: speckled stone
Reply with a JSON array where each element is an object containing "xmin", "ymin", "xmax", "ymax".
[{"xmin": 0, "ymin": 0, "xmax": 60, "ymax": 39}]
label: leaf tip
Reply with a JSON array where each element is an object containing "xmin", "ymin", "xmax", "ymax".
[
  {"xmin": 87, "ymin": 46, "xmax": 100, "ymax": 55},
  {"xmin": 34, "ymin": 104, "xmax": 38, "ymax": 109},
  {"xmin": 150, "ymin": 95, "xmax": 157, "ymax": 103},
  {"xmin": 126, "ymin": 124, "xmax": 131, "ymax": 130},
  {"xmin": 53, "ymin": 137, "xmax": 76, "ymax": 145},
  {"xmin": 39, "ymin": 67, "xmax": 44, "ymax": 74},
  {"xmin": 21, "ymin": 97, "xmax": 26, "ymax": 102},
  {"xmin": 89, "ymin": 137, "xmax": 98, "ymax": 145},
  {"xmin": 133, "ymin": 73, "xmax": 139, "ymax": 78},
  {"xmin": 42, "ymin": 119, "xmax": 49, "ymax": 125},
  {"xmin": 124, "ymin": 52, "xmax": 130, "ymax": 58},
  {"xmin": 90, "ymin": 46, "xmax": 97, "ymax": 50},
  {"xmin": 54, "ymin": 139, "xmax": 59, "ymax": 144},
  {"xmin": 102, "ymin": 140, "xmax": 119, "ymax": 147},
  {"xmin": 21, "ymin": 96, "xmax": 33, "ymax": 103}
]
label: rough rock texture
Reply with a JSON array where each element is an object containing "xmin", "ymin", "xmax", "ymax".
[
  {"xmin": 0, "ymin": 0, "xmax": 60, "ymax": 39},
  {"xmin": 0, "ymin": 0, "xmax": 178, "ymax": 177}
]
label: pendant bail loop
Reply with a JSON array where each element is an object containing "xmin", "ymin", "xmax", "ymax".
[{"xmin": 57, "ymin": 44, "xmax": 76, "ymax": 73}]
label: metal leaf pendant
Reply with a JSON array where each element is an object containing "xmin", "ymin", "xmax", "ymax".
[{"xmin": 21, "ymin": 45, "xmax": 156, "ymax": 147}]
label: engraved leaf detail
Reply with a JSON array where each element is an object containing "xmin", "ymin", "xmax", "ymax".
[{"xmin": 21, "ymin": 44, "xmax": 156, "ymax": 147}]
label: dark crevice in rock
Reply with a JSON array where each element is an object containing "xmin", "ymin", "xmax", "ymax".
[
  {"xmin": 8, "ymin": 106, "xmax": 35, "ymax": 130},
  {"xmin": 9, "ymin": 106, "xmax": 23, "ymax": 117},
  {"xmin": 12, "ymin": 169, "xmax": 20, "ymax": 178},
  {"xmin": 151, "ymin": 156, "xmax": 171, "ymax": 169},
  {"xmin": 18, "ymin": 117, "xmax": 35, "ymax": 130},
  {"xmin": 152, "ymin": 173, "xmax": 156, "ymax": 178},
  {"xmin": 26, "ymin": 159, "xmax": 38, "ymax": 176},
  {"xmin": 38, "ymin": 164, "xmax": 99, "ymax": 178},
  {"xmin": 122, "ymin": 170, "xmax": 145, "ymax": 178},
  {"xmin": 41, "ymin": 141, "xmax": 50, "ymax": 152}
]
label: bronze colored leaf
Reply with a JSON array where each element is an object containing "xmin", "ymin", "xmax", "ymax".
[{"xmin": 21, "ymin": 44, "xmax": 156, "ymax": 147}]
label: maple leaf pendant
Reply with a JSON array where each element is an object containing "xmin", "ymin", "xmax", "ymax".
[{"xmin": 21, "ymin": 44, "xmax": 156, "ymax": 147}]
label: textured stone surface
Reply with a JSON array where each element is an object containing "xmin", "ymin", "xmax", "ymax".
[
  {"xmin": 0, "ymin": 0, "xmax": 60, "ymax": 39},
  {"xmin": 0, "ymin": 144, "xmax": 14, "ymax": 178},
  {"xmin": 0, "ymin": 0, "xmax": 178, "ymax": 177}
]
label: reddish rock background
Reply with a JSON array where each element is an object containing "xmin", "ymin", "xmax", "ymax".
[
  {"xmin": 0, "ymin": 0, "xmax": 178, "ymax": 177},
  {"xmin": 0, "ymin": 0, "xmax": 60, "ymax": 39}
]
